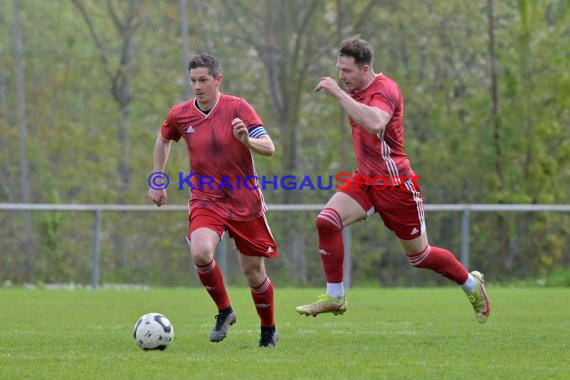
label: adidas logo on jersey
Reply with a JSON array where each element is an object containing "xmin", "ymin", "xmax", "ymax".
[
  {"xmin": 266, "ymin": 247, "xmax": 274, "ymax": 254},
  {"xmin": 410, "ymin": 227, "xmax": 419, "ymax": 235},
  {"xmin": 185, "ymin": 125, "xmax": 195, "ymax": 133}
]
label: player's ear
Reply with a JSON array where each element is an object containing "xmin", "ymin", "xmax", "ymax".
[
  {"xmin": 215, "ymin": 73, "xmax": 223, "ymax": 86},
  {"xmin": 362, "ymin": 64, "xmax": 370, "ymax": 74}
]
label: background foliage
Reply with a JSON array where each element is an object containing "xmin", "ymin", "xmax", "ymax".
[{"xmin": 0, "ymin": 0, "xmax": 569, "ymax": 286}]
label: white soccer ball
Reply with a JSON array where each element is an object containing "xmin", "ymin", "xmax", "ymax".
[{"xmin": 133, "ymin": 313, "xmax": 174, "ymax": 350}]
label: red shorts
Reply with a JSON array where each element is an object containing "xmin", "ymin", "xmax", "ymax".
[
  {"xmin": 187, "ymin": 207, "xmax": 278, "ymax": 258},
  {"xmin": 339, "ymin": 174, "xmax": 425, "ymax": 240}
]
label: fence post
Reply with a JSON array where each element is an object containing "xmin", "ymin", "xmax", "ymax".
[
  {"xmin": 92, "ymin": 209, "xmax": 101, "ymax": 289},
  {"xmin": 343, "ymin": 226, "xmax": 351, "ymax": 288},
  {"xmin": 461, "ymin": 208, "xmax": 470, "ymax": 269}
]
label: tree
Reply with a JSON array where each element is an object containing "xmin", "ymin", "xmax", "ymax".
[
  {"xmin": 72, "ymin": 0, "xmax": 142, "ymax": 195},
  {"xmin": 13, "ymin": 0, "xmax": 33, "ymax": 282},
  {"xmin": 179, "ymin": 0, "xmax": 191, "ymax": 99}
]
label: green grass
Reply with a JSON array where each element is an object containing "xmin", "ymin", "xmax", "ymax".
[{"xmin": 1, "ymin": 287, "xmax": 569, "ymax": 379}]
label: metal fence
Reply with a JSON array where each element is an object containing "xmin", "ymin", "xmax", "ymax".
[{"xmin": 2, "ymin": 203, "xmax": 570, "ymax": 288}]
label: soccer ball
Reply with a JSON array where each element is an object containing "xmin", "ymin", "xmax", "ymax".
[{"xmin": 133, "ymin": 313, "xmax": 174, "ymax": 350}]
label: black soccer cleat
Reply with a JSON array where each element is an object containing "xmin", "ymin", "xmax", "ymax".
[
  {"xmin": 209, "ymin": 308, "xmax": 237, "ymax": 342},
  {"xmin": 259, "ymin": 326, "xmax": 278, "ymax": 348}
]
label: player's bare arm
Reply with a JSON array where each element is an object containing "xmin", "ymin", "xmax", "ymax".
[
  {"xmin": 147, "ymin": 133, "xmax": 171, "ymax": 207},
  {"xmin": 315, "ymin": 76, "xmax": 390, "ymax": 134},
  {"xmin": 232, "ymin": 118, "xmax": 275, "ymax": 156}
]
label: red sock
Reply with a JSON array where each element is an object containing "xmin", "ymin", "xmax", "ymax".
[
  {"xmin": 251, "ymin": 276, "xmax": 275, "ymax": 327},
  {"xmin": 408, "ymin": 245, "xmax": 469, "ymax": 284},
  {"xmin": 195, "ymin": 260, "xmax": 231, "ymax": 310},
  {"xmin": 316, "ymin": 208, "xmax": 344, "ymax": 283}
]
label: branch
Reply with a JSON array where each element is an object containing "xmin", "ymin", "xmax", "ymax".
[
  {"xmin": 264, "ymin": 0, "xmax": 286, "ymax": 119},
  {"xmin": 71, "ymin": 0, "xmax": 114, "ymax": 82},
  {"xmin": 219, "ymin": 0, "xmax": 263, "ymax": 52},
  {"xmin": 290, "ymin": 0, "xmax": 320, "ymax": 79},
  {"xmin": 106, "ymin": 0, "xmax": 124, "ymax": 34},
  {"xmin": 219, "ymin": 0, "xmax": 285, "ymax": 117},
  {"xmin": 232, "ymin": 0, "xmax": 263, "ymax": 30},
  {"xmin": 317, "ymin": 0, "xmax": 378, "ymax": 59},
  {"xmin": 354, "ymin": 0, "xmax": 379, "ymax": 32}
]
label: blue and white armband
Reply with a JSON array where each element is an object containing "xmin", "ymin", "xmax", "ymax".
[{"xmin": 248, "ymin": 125, "xmax": 268, "ymax": 139}]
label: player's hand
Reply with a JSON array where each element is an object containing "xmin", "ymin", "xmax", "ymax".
[
  {"xmin": 232, "ymin": 118, "xmax": 249, "ymax": 146},
  {"xmin": 147, "ymin": 188, "xmax": 167, "ymax": 207},
  {"xmin": 315, "ymin": 77, "xmax": 342, "ymax": 97}
]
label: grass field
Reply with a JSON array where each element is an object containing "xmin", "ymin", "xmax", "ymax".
[{"xmin": 1, "ymin": 287, "xmax": 569, "ymax": 379}]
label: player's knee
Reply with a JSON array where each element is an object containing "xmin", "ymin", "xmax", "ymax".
[
  {"xmin": 190, "ymin": 240, "xmax": 215, "ymax": 264},
  {"xmin": 242, "ymin": 265, "xmax": 264, "ymax": 286}
]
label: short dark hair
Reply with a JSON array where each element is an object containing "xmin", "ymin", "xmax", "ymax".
[
  {"xmin": 338, "ymin": 36, "xmax": 373, "ymax": 66},
  {"xmin": 188, "ymin": 54, "xmax": 221, "ymax": 78}
]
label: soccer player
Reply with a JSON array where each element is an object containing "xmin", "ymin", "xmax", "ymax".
[
  {"xmin": 296, "ymin": 37, "xmax": 491, "ymax": 323},
  {"xmin": 147, "ymin": 54, "xmax": 279, "ymax": 347}
]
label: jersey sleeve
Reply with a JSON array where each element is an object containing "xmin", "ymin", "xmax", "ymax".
[
  {"xmin": 369, "ymin": 83, "xmax": 400, "ymax": 117},
  {"xmin": 160, "ymin": 106, "xmax": 182, "ymax": 142},
  {"xmin": 238, "ymin": 99, "xmax": 264, "ymax": 131}
]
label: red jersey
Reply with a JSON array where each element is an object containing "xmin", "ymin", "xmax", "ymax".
[
  {"xmin": 349, "ymin": 74, "xmax": 414, "ymax": 183},
  {"xmin": 161, "ymin": 93, "xmax": 266, "ymax": 221}
]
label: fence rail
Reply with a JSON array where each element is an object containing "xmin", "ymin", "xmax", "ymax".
[{"xmin": 2, "ymin": 203, "xmax": 570, "ymax": 288}]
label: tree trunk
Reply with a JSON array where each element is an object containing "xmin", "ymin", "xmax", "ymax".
[
  {"xmin": 13, "ymin": 0, "xmax": 34, "ymax": 282},
  {"xmin": 336, "ymin": 0, "xmax": 349, "ymax": 173},
  {"xmin": 0, "ymin": 48, "xmax": 6, "ymax": 120},
  {"xmin": 264, "ymin": 1, "xmax": 307, "ymax": 283},
  {"xmin": 179, "ymin": 0, "xmax": 191, "ymax": 99},
  {"xmin": 73, "ymin": 0, "xmax": 141, "ymax": 275},
  {"xmin": 487, "ymin": 0, "xmax": 509, "ymax": 272},
  {"xmin": 219, "ymin": 0, "xmax": 326, "ymax": 284},
  {"xmin": 487, "ymin": 0, "xmax": 502, "ymax": 188}
]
